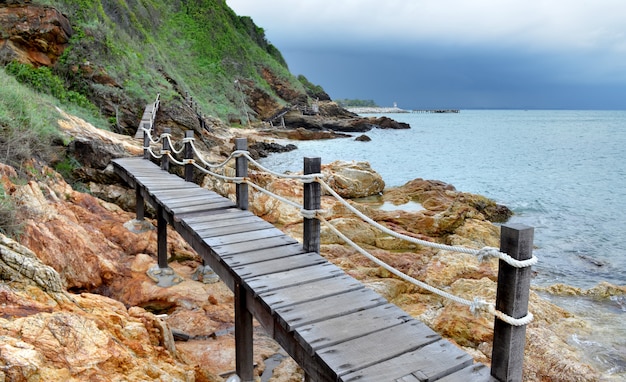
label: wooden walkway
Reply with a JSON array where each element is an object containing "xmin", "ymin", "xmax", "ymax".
[{"xmin": 112, "ymin": 156, "xmax": 495, "ymax": 382}]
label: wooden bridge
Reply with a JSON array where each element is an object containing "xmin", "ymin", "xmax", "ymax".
[{"xmin": 112, "ymin": 98, "xmax": 534, "ymax": 381}]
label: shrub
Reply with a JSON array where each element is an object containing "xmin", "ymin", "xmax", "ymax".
[
  {"xmin": 0, "ymin": 183, "xmax": 20, "ymax": 238},
  {"xmin": 5, "ymin": 61, "xmax": 99, "ymax": 115}
]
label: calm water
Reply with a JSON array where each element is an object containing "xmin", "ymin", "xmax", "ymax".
[
  {"xmin": 260, "ymin": 110, "xmax": 626, "ymax": 289},
  {"xmin": 259, "ymin": 110, "xmax": 626, "ymax": 377}
]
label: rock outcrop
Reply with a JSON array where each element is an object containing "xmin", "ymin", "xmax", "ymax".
[
  {"xmin": 0, "ymin": 2, "xmax": 73, "ymax": 67},
  {"xmin": 0, "ymin": 110, "xmax": 620, "ymax": 381}
]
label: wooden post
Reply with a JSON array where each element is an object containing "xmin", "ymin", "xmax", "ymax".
[
  {"xmin": 135, "ymin": 187, "xmax": 145, "ymax": 221},
  {"xmin": 157, "ymin": 205, "xmax": 168, "ymax": 269},
  {"xmin": 303, "ymin": 157, "xmax": 321, "ymax": 253},
  {"xmin": 235, "ymin": 281, "xmax": 254, "ymax": 382},
  {"xmin": 184, "ymin": 130, "xmax": 194, "ymax": 182},
  {"xmin": 235, "ymin": 138, "xmax": 249, "ymax": 210},
  {"xmin": 142, "ymin": 122, "xmax": 150, "ymax": 160},
  {"xmin": 491, "ymin": 224, "xmax": 534, "ymax": 382},
  {"xmin": 161, "ymin": 128, "xmax": 171, "ymax": 172}
]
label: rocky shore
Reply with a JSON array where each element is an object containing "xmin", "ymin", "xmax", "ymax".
[{"xmin": 1, "ymin": 110, "xmax": 625, "ymax": 381}]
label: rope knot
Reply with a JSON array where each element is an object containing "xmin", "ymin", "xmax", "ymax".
[
  {"xmin": 470, "ymin": 297, "xmax": 491, "ymax": 316},
  {"xmin": 476, "ymin": 246, "xmax": 501, "ymax": 262},
  {"xmin": 300, "ymin": 208, "xmax": 326, "ymax": 220}
]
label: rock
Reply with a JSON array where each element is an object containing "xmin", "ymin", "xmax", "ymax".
[
  {"xmin": 260, "ymin": 127, "xmax": 350, "ymax": 140},
  {"xmin": 383, "ymin": 178, "xmax": 512, "ymax": 222},
  {"xmin": 368, "ymin": 116, "xmax": 411, "ymax": 129},
  {"xmin": 355, "ymin": 134, "xmax": 371, "ymax": 142},
  {"xmin": 248, "ymin": 141, "xmax": 297, "ymax": 159},
  {"xmin": 0, "ymin": 3, "xmax": 73, "ymax": 66},
  {"xmin": 322, "ymin": 160, "xmax": 385, "ymax": 198},
  {"xmin": 0, "ymin": 234, "xmax": 64, "ymax": 293}
]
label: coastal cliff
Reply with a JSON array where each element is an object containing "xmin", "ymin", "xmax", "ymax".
[
  {"xmin": 1, "ymin": 111, "xmax": 620, "ymax": 381},
  {"xmin": 1, "ymin": 1, "xmax": 624, "ymax": 381}
]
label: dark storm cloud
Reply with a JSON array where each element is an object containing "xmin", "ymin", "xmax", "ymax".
[{"xmin": 227, "ymin": 0, "xmax": 626, "ymax": 109}]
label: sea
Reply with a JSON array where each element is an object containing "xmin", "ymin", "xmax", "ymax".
[{"xmin": 259, "ymin": 109, "xmax": 626, "ymax": 378}]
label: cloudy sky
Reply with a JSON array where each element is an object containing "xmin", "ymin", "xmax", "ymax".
[{"xmin": 226, "ymin": 0, "xmax": 626, "ymax": 110}]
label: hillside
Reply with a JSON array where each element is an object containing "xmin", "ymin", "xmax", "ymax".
[{"xmin": 1, "ymin": 0, "xmax": 325, "ymax": 135}]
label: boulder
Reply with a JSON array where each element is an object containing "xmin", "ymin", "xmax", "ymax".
[
  {"xmin": 322, "ymin": 160, "xmax": 385, "ymax": 198},
  {"xmin": 0, "ymin": 3, "xmax": 73, "ymax": 66}
]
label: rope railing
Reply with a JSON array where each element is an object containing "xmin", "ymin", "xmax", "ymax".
[
  {"xmin": 144, "ymin": 129, "xmax": 538, "ymax": 332},
  {"xmin": 141, "ymin": 127, "xmax": 536, "ymax": 330},
  {"xmin": 135, "ymin": 90, "xmax": 536, "ymax": 379}
]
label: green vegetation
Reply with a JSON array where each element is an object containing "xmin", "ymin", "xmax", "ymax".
[
  {"xmin": 335, "ymin": 99, "xmax": 378, "ymax": 107},
  {"xmin": 31, "ymin": 0, "xmax": 306, "ymax": 122},
  {"xmin": 0, "ymin": 183, "xmax": 20, "ymax": 238},
  {"xmin": 297, "ymin": 75, "xmax": 328, "ymax": 100},
  {"xmin": 0, "ymin": 68, "xmax": 62, "ymax": 168},
  {"xmin": 5, "ymin": 61, "xmax": 100, "ymax": 116}
]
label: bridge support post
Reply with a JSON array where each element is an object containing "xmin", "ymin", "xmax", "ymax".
[
  {"xmin": 142, "ymin": 122, "xmax": 150, "ymax": 160},
  {"xmin": 235, "ymin": 281, "xmax": 254, "ymax": 382},
  {"xmin": 161, "ymin": 128, "xmax": 171, "ymax": 172},
  {"xmin": 184, "ymin": 130, "xmax": 194, "ymax": 182},
  {"xmin": 135, "ymin": 187, "xmax": 145, "ymax": 221},
  {"xmin": 491, "ymin": 224, "xmax": 534, "ymax": 382},
  {"xmin": 235, "ymin": 138, "xmax": 249, "ymax": 210},
  {"xmin": 303, "ymin": 157, "xmax": 321, "ymax": 253},
  {"xmin": 157, "ymin": 205, "xmax": 168, "ymax": 269}
]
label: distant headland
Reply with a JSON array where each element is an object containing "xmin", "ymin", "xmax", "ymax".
[{"xmin": 347, "ymin": 106, "xmax": 460, "ymax": 114}]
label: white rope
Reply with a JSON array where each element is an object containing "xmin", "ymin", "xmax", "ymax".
[
  {"xmin": 164, "ymin": 151, "xmax": 186, "ymax": 166},
  {"xmin": 189, "ymin": 140, "xmax": 238, "ymax": 170},
  {"xmin": 244, "ymin": 180, "xmax": 303, "ymax": 210},
  {"xmin": 140, "ymin": 133, "xmax": 535, "ymax": 326},
  {"xmin": 164, "ymin": 134, "xmax": 186, "ymax": 155},
  {"xmin": 145, "ymin": 146, "xmax": 163, "ymax": 159},
  {"xmin": 241, "ymin": 150, "xmax": 318, "ymax": 182},
  {"xmin": 189, "ymin": 161, "xmax": 243, "ymax": 182},
  {"xmin": 318, "ymin": 215, "xmax": 533, "ymax": 326},
  {"xmin": 316, "ymin": 179, "xmax": 538, "ymax": 269},
  {"xmin": 142, "ymin": 127, "xmax": 161, "ymax": 144}
]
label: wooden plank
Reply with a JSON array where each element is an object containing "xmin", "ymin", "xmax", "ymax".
[
  {"xmin": 168, "ymin": 200, "xmax": 235, "ymax": 214},
  {"xmin": 150, "ymin": 188, "xmax": 206, "ymax": 199},
  {"xmin": 195, "ymin": 220, "xmax": 274, "ymax": 238},
  {"xmin": 293, "ymin": 303, "xmax": 415, "ymax": 355},
  {"xmin": 176, "ymin": 207, "xmax": 251, "ymax": 222},
  {"xmin": 179, "ymin": 209, "xmax": 253, "ymax": 225},
  {"xmin": 259, "ymin": 274, "xmax": 364, "ymax": 311},
  {"xmin": 155, "ymin": 193, "xmax": 221, "ymax": 205},
  {"xmin": 211, "ymin": 235, "xmax": 299, "ymax": 256},
  {"xmin": 159, "ymin": 197, "xmax": 224, "ymax": 210},
  {"xmin": 339, "ymin": 340, "xmax": 474, "ymax": 382},
  {"xmin": 395, "ymin": 375, "xmax": 421, "ymax": 382},
  {"xmin": 234, "ymin": 252, "xmax": 325, "ymax": 279},
  {"xmin": 188, "ymin": 215, "xmax": 262, "ymax": 232},
  {"xmin": 222, "ymin": 243, "xmax": 307, "ymax": 267},
  {"xmin": 317, "ymin": 320, "xmax": 441, "ymax": 377},
  {"xmin": 275, "ymin": 288, "xmax": 388, "ymax": 331},
  {"xmin": 141, "ymin": 183, "xmax": 198, "ymax": 191},
  {"xmin": 436, "ymin": 363, "xmax": 495, "ymax": 382},
  {"xmin": 202, "ymin": 226, "xmax": 285, "ymax": 247},
  {"xmin": 245, "ymin": 261, "xmax": 344, "ymax": 293}
]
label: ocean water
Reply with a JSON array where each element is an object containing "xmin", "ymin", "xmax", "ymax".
[
  {"xmin": 259, "ymin": 110, "xmax": 626, "ymax": 289},
  {"xmin": 258, "ymin": 110, "xmax": 626, "ymax": 377}
]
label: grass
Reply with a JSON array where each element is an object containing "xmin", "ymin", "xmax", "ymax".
[
  {"xmin": 0, "ymin": 183, "xmax": 20, "ymax": 238},
  {"xmin": 31, "ymin": 0, "xmax": 308, "ymax": 122},
  {"xmin": 0, "ymin": 69, "xmax": 62, "ymax": 168}
]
